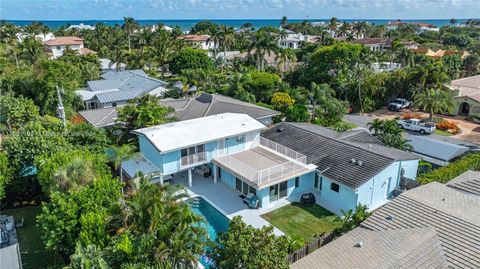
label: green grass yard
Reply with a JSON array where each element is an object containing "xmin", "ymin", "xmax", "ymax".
[
  {"xmin": 262, "ymin": 202, "xmax": 341, "ymax": 243},
  {"xmin": 434, "ymin": 129, "xmax": 453, "ymax": 136},
  {"xmin": 3, "ymin": 206, "xmax": 65, "ymax": 269}
]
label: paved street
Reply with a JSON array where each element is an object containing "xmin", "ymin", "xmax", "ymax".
[{"xmin": 344, "ymin": 114, "xmax": 480, "ymax": 152}]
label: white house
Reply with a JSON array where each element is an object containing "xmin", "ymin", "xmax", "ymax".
[
  {"xmin": 177, "ymin": 35, "xmax": 216, "ymax": 50},
  {"xmin": 278, "ymin": 30, "xmax": 308, "ymax": 49},
  {"xmin": 352, "ymin": 38, "xmax": 418, "ymax": 53},
  {"xmin": 67, "ymin": 23, "xmax": 95, "ymax": 31},
  {"xmin": 44, "ymin": 36, "xmax": 96, "ymax": 59},
  {"xmin": 17, "ymin": 32, "xmax": 55, "ymax": 43}
]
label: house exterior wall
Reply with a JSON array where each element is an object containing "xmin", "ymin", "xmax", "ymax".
[
  {"xmin": 452, "ymin": 97, "xmax": 480, "ymax": 117},
  {"xmin": 315, "ymin": 175, "xmax": 358, "ymax": 216},
  {"xmin": 257, "ymin": 116, "xmax": 275, "ymax": 126},
  {"xmin": 47, "ymin": 43, "xmax": 84, "ymax": 58},
  {"xmin": 102, "ymin": 101, "xmax": 127, "ymax": 108},
  {"xmin": 138, "ymin": 136, "xmax": 163, "ymax": 170}
]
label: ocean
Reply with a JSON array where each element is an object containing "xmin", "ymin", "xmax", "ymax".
[{"xmin": 5, "ymin": 19, "xmax": 470, "ymax": 31}]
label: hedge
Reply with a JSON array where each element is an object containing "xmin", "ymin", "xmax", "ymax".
[{"xmin": 417, "ymin": 153, "xmax": 480, "ymax": 184}]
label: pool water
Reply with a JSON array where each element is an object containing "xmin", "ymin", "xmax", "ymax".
[{"xmin": 187, "ymin": 197, "xmax": 230, "ymax": 267}]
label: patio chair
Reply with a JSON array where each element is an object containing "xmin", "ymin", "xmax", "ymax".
[
  {"xmin": 243, "ymin": 193, "xmax": 260, "ymax": 209},
  {"xmin": 15, "ymin": 218, "xmax": 24, "ymax": 228}
]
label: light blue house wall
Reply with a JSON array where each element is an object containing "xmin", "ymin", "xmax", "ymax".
[
  {"xmin": 138, "ymin": 130, "xmax": 261, "ymax": 176},
  {"xmin": 315, "ymin": 176, "xmax": 358, "ymax": 216}
]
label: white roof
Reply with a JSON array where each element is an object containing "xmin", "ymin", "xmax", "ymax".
[
  {"xmin": 133, "ymin": 113, "xmax": 266, "ymax": 152},
  {"xmin": 0, "ymin": 244, "xmax": 21, "ymax": 269},
  {"xmin": 122, "ymin": 155, "xmax": 161, "ymax": 178}
]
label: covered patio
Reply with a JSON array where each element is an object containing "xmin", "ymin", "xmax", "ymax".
[{"xmin": 170, "ymin": 170, "xmax": 308, "ymax": 236}]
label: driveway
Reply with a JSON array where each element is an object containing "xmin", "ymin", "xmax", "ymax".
[{"xmin": 344, "ymin": 113, "xmax": 480, "ymax": 151}]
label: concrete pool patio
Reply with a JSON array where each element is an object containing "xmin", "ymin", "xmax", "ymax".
[{"xmin": 171, "ymin": 171, "xmax": 307, "ymax": 236}]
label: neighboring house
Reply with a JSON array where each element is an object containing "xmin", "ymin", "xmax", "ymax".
[
  {"xmin": 278, "ymin": 30, "xmax": 308, "ymax": 49},
  {"xmin": 123, "ymin": 118, "xmax": 419, "ymax": 215},
  {"xmin": 411, "ymin": 48, "xmax": 469, "ymax": 59},
  {"xmin": 44, "ymin": 36, "xmax": 96, "ymax": 58},
  {"xmin": 386, "ymin": 21, "xmax": 436, "ymax": 31},
  {"xmin": 122, "ymin": 113, "xmax": 317, "ymax": 209},
  {"xmin": 67, "ymin": 23, "xmax": 95, "ymax": 30},
  {"xmin": 261, "ymin": 123, "xmax": 420, "ymax": 215},
  {"xmin": 445, "ymin": 74, "xmax": 480, "ymax": 117},
  {"xmin": 160, "ymin": 93, "xmax": 281, "ymax": 125},
  {"xmin": 99, "ymin": 58, "xmax": 126, "ymax": 72},
  {"xmin": 17, "ymin": 32, "xmax": 55, "ymax": 43},
  {"xmin": 177, "ymin": 35, "xmax": 215, "ymax": 50},
  {"xmin": 0, "ymin": 244, "xmax": 22, "ymax": 269},
  {"xmin": 0, "ymin": 215, "xmax": 21, "ymax": 269},
  {"xmin": 371, "ymin": 62, "xmax": 401, "ymax": 73},
  {"xmin": 351, "ymin": 38, "xmax": 418, "ymax": 52},
  {"xmin": 76, "ymin": 69, "xmax": 168, "ymax": 110},
  {"xmin": 78, "ymin": 93, "xmax": 280, "ymax": 128},
  {"xmin": 407, "ymin": 136, "xmax": 469, "ymax": 167},
  {"xmin": 291, "ymin": 170, "xmax": 480, "ymax": 269}
]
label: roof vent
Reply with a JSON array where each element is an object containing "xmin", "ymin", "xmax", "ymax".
[
  {"xmin": 357, "ymin": 160, "xmax": 363, "ymax": 166},
  {"xmin": 386, "ymin": 215, "xmax": 395, "ymax": 221},
  {"xmin": 354, "ymin": 242, "xmax": 364, "ymax": 248},
  {"xmin": 351, "ymin": 158, "xmax": 356, "ymax": 164},
  {"xmin": 276, "ymin": 127, "xmax": 285, "ymax": 132},
  {"xmin": 368, "ymin": 144, "xmax": 373, "ymax": 150}
]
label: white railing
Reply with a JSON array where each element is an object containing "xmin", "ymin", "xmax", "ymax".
[
  {"xmin": 260, "ymin": 137, "xmax": 306, "ymax": 164},
  {"xmin": 217, "ymin": 153, "xmax": 307, "ymax": 186},
  {"xmin": 180, "ymin": 152, "xmax": 207, "ymax": 167}
]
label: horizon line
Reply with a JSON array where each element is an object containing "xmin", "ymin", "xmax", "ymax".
[{"xmin": 4, "ymin": 17, "xmax": 479, "ymax": 21}]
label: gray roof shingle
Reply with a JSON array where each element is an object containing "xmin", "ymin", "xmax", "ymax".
[
  {"xmin": 291, "ymin": 178, "xmax": 480, "ymax": 269},
  {"xmin": 95, "ymin": 89, "xmax": 144, "ymax": 103},
  {"xmin": 78, "ymin": 107, "xmax": 118, "ymax": 127},
  {"xmin": 160, "ymin": 93, "xmax": 280, "ymax": 121},
  {"xmin": 261, "ymin": 123, "xmax": 418, "ymax": 189},
  {"xmin": 446, "ymin": 170, "xmax": 480, "ymax": 196}
]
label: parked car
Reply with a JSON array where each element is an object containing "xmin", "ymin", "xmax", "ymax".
[
  {"xmin": 397, "ymin": 119, "xmax": 436, "ymax": 134},
  {"xmin": 389, "ymin": 98, "xmax": 412, "ymax": 111}
]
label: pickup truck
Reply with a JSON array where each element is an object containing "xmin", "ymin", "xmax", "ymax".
[
  {"xmin": 397, "ymin": 119, "xmax": 435, "ymax": 134},
  {"xmin": 389, "ymin": 98, "xmax": 412, "ymax": 111}
]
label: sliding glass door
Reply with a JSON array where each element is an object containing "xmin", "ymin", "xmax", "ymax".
[
  {"xmin": 270, "ymin": 181, "xmax": 288, "ymax": 202},
  {"xmin": 236, "ymin": 177, "xmax": 256, "ymax": 196},
  {"xmin": 269, "ymin": 185, "xmax": 279, "ymax": 202}
]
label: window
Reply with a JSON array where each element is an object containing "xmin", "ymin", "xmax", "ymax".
[
  {"xmin": 236, "ymin": 178, "xmax": 242, "ymax": 192},
  {"xmin": 217, "ymin": 166, "xmax": 221, "ymax": 179},
  {"xmin": 236, "ymin": 135, "xmax": 244, "ymax": 142},
  {"xmin": 330, "ymin": 183, "xmax": 340, "ymax": 193},
  {"xmin": 280, "ymin": 181, "xmax": 288, "ymax": 197},
  {"xmin": 295, "ymin": 177, "xmax": 299, "ymax": 188},
  {"xmin": 112, "ymin": 102, "xmax": 117, "ymax": 107},
  {"xmin": 56, "ymin": 46, "xmax": 61, "ymax": 50},
  {"xmin": 314, "ymin": 174, "xmax": 322, "ymax": 190},
  {"xmin": 236, "ymin": 177, "xmax": 256, "ymax": 195},
  {"xmin": 269, "ymin": 185, "xmax": 279, "ymax": 202}
]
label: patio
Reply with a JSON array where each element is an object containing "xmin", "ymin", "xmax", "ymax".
[{"xmin": 170, "ymin": 171, "xmax": 307, "ymax": 236}]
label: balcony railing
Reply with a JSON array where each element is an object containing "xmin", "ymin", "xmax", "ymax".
[
  {"xmin": 180, "ymin": 152, "xmax": 207, "ymax": 167},
  {"xmin": 260, "ymin": 137, "xmax": 307, "ymax": 164}
]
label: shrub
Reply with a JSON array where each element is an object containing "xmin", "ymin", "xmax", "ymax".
[
  {"xmin": 417, "ymin": 153, "xmax": 480, "ymax": 184},
  {"xmin": 401, "ymin": 112, "xmax": 423, "ymax": 120},
  {"xmin": 436, "ymin": 120, "xmax": 460, "ymax": 134}
]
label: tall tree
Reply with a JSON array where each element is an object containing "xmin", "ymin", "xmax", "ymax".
[
  {"xmin": 1, "ymin": 22, "xmax": 20, "ymax": 67},
  {"xmin": 415, "ymin": 88, "xmax": 454, "ymax": 120},
  {"xmin": 122, "ymin": 17, "xmax": 139, "ymax": 52},
  {"xmin": 219, "ymin": 25, "xmax": 235, "ymax": 69},
  {"xmin": 149, "ymin": 31, "xmax": 174, "ymax": 79},
  {"xmin": 20, "ymin": 36, "xmax": 44, "ymax": 63}
]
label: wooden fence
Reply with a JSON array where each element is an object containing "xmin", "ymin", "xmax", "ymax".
[{"xmin": 286, "ymin": 232, "xmax": 335, "ymax": 264}]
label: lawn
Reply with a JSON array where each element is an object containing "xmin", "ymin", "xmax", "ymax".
[
  {"xmin": 3, "ymin": 206, "xmax": 65, "ymax": 269},
  {"xmin": 262, "ymin": 202, "xmax": 341, "ymax": 243},
  {"xmin": 434, "ymin": 129, "xmax": 453, "ymax": 136}
]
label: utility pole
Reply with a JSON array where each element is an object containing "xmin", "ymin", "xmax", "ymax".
[{"xmin": 56, "ymin": 85, "xmax": 66, "ymax": 128}]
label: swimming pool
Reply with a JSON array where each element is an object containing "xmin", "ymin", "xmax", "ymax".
[
  {"xmin": 187, "ymin": 196, "xmax": 230, "ymax": 267},
  {"xmin": 188, "ymin": 196, "xmax": 230, "ymax": 241}
]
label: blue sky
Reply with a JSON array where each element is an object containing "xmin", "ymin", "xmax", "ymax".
[{"xmin": 1, "ymin": 0, "xmax": 479, "ymax": 20}]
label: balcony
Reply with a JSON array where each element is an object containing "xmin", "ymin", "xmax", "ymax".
[
  {"xmin": 180, "ymin": 152, "xmax": 207, "ymax": 168},
  {"xmin": 213, "ymin": 138, "xmax": 315, "ymax": 188}
]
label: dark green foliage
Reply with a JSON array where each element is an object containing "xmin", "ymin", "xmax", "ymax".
[
  {"xmin": 210, "ymin": 216, "xmax": 289, "ymax": 269},
  {"xmin": 65, "ymin": 122, "xmax": 112, "ymax": 151},
  {"xmin": 418, "ymin": 153, "xmax": 480, "ymax": 184},
  {"xmin": 367, "ymin": 119, "xmax": 412, "ymax": 150},
  {"xmin": 334, "ymin": 204, "xmax": 372, "ymax": 236},
  {"xmin": 169, "ymin": 47, "xmax": 214, "ymax": 74},
  {"xmin": 0, "ymin": 94, "xmax": 40, "ymax": 131},
  {"xmin": 0, "ymin": 152, "xmax": 12, "ymax": 199},
  {"xmin": 285, "ymin": 104, "xmax": 309, "ymax": 122},
  {"xmin": 245, "ymin": 71, "xmax": 280, "ymax": 103}
]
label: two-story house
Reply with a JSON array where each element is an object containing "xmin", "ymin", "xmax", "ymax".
[
  {"xmin": 122, "ymin": 115, "xmax": 420, "ymax": 214},
  {"xmin": 44, "ymin": 36, "xmax": 96, "ymax": 59},
  {"xmin": 177, "ymin": 35, "xmax": 216, "ymax": 50}
]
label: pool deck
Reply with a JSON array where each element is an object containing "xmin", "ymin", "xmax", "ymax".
[{"xmin": 171, "ymin": 171, "xmax": 302, "ymax": 236}]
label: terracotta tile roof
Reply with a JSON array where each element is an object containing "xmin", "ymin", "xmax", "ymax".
[
  {"xmin": 44, "ymin": 36, "xmax": 84, "ymax": 46},
  {"xmin": 177, "ymin": 34, "xmax": 210, "ymax": 42},
  {"xmin": 79, "ymin": 47, "xmax": 96, "ymax": 55}
]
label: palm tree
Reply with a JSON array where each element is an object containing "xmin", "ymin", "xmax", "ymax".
[
  {"xmin": 396, "ymin": 46, "xmax": 415, "ymax": 67},
  {"xmin": 52, "ymin": 157, "xmax": 97, "ymax": 192},
  {"xmin": 219, "ymin": 25, "xmax": 235, "ymax": 69},
  {"xmin": 280, "ymin": 16, "xmax": 288, "ymax": 28},
  {"xmin": 328, "ymin": 17, "xmax": 338, "ymax": 36},
  {"xmin": 415, "ymin": 88, "xmax": 454, "ymax": 120},
  {"xmin": 115, "ymin": 178, "xmax": 206, "ymax": 267},
  {"xmin": 276, "ymin": 48, "xmax": 296, "ymax": 73},
  {"xmin": 122, "ymin": 17, "xmax": 139, "ymax": 52},
  {"xmin": 108, "ymin": 46, "xmax": 127, "ymax": 71},
  {"xmin": 20, "ymin": 37, "xmax": 44, "ymax": 63},
  {"xmin": 208, "ymin": 26, "xmax": 221, "ymax": 59},
  {"xmin": 107, "ymin": 144, "xmax": 137, "ymax": 177},
  {"xmin": 25, "ymin": 21, "xmax": 48, "ymax": 36},
  {"xmin": 354, "ymin": 49, "xmax": 375, "ymax": 112},
  {"xmin": 247, "ymin": 30, "xmax": 278, "ymax": 70},
  {"xmin": 150, "ymin": 31, "xmax": 174, "ymax": 79},
  {"xmin": 137, "ymin": 28, "xmax": 153, "ymax": 57},
  {"xmin": 338, "ymin": 22, "xmax": 350, "ymax": 38},
  {"xmin": 1, "ymin": 23, "xmax": 20, "ymax": 67},
  {"xmin": 367, "ymin": 118, "xmax": 384, "ymax": 135}
]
